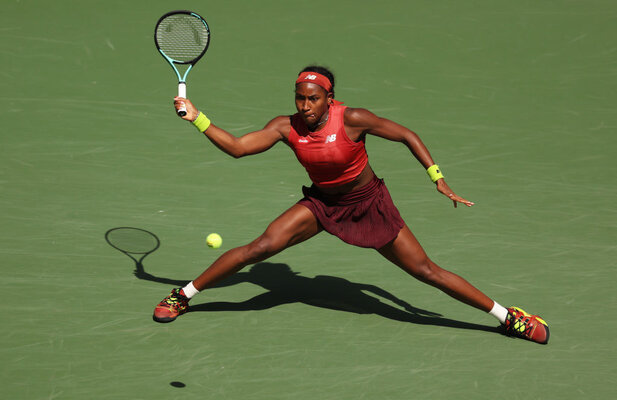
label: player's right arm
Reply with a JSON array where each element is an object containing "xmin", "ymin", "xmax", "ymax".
[{"xmin": 174, "ymin": 97, "xmax": 287, "ymax": 158}]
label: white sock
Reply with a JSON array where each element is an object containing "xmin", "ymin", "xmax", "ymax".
[
  {"xmin": 488, "ymin": 301, "xmax": 508, "ymax": 324},
  {"xmin": 181, "ymin": 281, "xmax": 200, "ymax": 299}
]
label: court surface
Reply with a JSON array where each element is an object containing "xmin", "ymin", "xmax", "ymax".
[{"xmin": 1, "ymin": 1, "xmax": 616, "ymax": 399}]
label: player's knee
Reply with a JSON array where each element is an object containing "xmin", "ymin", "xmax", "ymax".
[
  {"xmin": 410, "ymin": 258, "xmax": 440, "ymax": 283},
  {"xmin": 244, "ymin": 235, "xmax": 281, "ymax": 263}
]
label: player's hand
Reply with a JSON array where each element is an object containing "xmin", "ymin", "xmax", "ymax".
[
  {"xmin": 173, "ymin": 96, "xmax": 199, "ymax": 121},
  {"xmin": 436, "ymin": 179, "xmax": 474, "ymax": 208}
]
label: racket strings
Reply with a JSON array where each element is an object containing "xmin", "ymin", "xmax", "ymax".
[{"xmin": 156, "ymin": 14, "xmax": 209, "ymax": 62}]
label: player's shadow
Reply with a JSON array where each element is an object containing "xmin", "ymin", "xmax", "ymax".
[{"xmin": 134, "ymin": 261, "xmax": 499, "ymax": 333}]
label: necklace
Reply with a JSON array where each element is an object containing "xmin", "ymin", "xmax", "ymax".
[{"xmin": 311, "ymin": 114, "xmax": 328, "ymax": 129}]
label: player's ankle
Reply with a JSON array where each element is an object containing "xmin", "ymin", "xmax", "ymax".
[
  {"xmin": 488, "ymin": 301, "xmax": 508, "ymax": 324},
  {"xmin": 181, "ymin": 281, "xmax": 200, "ymax": 299}
]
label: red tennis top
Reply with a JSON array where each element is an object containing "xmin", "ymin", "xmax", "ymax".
[{"xmin": 288, "ymin": 105, "xmax": 369, "ymax": 187}]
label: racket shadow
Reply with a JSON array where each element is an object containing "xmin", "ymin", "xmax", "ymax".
[{"xmin": 105, "ymin": 227, "xmax": 190, "ymax": 287}]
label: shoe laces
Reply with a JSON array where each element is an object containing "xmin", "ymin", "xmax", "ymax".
[
  {"xmin": 505, "ymin": 308, "xmax": 535, "ymax": 337},
  {"xmin": 161, "ymin": 289, "xmax": 189, "ymax": 310}
]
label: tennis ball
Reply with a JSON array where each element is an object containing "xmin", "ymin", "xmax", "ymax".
[{"xmin": 206, "ymin": 233, "xmax": 222, "ymax": 249}]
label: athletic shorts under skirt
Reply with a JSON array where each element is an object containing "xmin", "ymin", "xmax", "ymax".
[{"xmin": 297, "ymin": 176, "xmax": 405, "ymax": 249}]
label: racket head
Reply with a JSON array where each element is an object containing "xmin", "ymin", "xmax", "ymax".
[
  {"xmin": 105, "ymin": 227, "xmax": 160, "ymax": 255},
  {"xmin": 154, "ymin": 10, "xmax": 210, "ymax": 66}
]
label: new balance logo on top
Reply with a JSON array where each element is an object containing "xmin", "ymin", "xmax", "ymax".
[
  {"xmin": 305, "ymin": 74, "xmax": 317, "ymax": 80},
  {"xmin": 325, "ymin": 134, "xmax": 336, "ymax": 143}
]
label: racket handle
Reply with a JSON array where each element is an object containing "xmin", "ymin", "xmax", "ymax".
[{"xmin": 177, "ymin": 82, "xmax": 187, "ymax": 116}]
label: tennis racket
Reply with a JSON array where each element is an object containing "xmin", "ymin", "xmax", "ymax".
[{"xmin": 154, "ymin": 10, "xmax": 211, "ymax": 116}]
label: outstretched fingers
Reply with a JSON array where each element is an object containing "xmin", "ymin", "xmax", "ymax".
[
  {"xmin": 436, "ymin": 180, "xmax": 475, "ymax": 208},
  {"xmin": 447, "ymin": 192, "xmax": 474, "ymax": 208}
]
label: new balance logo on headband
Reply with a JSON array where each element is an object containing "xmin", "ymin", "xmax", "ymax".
[{"xmin": 305, "ymin": 74, "xmax": 317, "ymax": 80}]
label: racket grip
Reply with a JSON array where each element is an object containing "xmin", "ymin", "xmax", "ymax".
[{"xmin": 177, "ymin": 82, "xmax": 187, "ymax": 116}]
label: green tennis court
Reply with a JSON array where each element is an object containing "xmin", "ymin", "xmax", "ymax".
[{"xmin": 2, "ymin": 0, "xmax": 615, "ymax": 398}]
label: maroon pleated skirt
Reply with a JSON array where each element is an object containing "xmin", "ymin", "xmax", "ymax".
[{"xmin": 297, "ymin": 176, "xmax": 405, "ymax": 249}]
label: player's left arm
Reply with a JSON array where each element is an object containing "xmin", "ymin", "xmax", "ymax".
[{"xmin": 345, "ymin": 107, "xmax": 474, "ymax": 207}]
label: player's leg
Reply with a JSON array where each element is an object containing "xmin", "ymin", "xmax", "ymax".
[
  {"xmin": 191, "ymin": 204, "xmax": 321, "ymax": 290},
  {"xmin": 378, "ymin": 225, "xmax": 494, "ymax": 312},
  {"xmin": 378, "ymin": 225, "xmax": 549, "ymax": 344},
  {"xmin": 153, "ymin": 204, "xmax": 321, "ymax": 322}
]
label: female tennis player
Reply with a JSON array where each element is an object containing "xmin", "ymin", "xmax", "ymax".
[{"xmin": 153, "ymin": 66, "xmax": 549, "ymax": 344}]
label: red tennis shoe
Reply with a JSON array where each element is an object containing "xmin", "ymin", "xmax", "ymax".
[
  {"xmin": 505, "ymin": 307, "xmax": 550, "ymax": 344},
  {"xmin": 153, "ymin": 288, "xmax": 189, "ymax": 323}
]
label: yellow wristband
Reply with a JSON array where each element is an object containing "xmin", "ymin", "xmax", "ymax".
[
  {"xmin": 427, "ymin": 164, "xmax": 444, "ymax": 182},
  {"xmin": 192, "ymin": 112, "xmax": 211, "ymax": 132}
]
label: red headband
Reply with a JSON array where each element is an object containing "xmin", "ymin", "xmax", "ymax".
[
  {"xmin": 295, "ymin": 71, "xmax": 344, "ymax": 105},
  {"xmin": 296, "ymin": 71, "xmax": 333, "ymax": 92}
]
